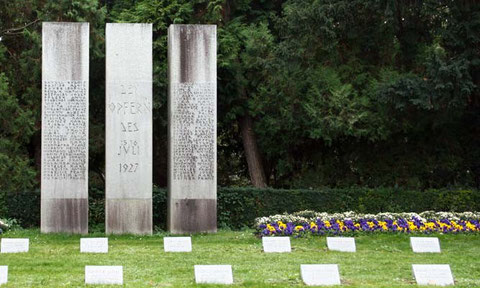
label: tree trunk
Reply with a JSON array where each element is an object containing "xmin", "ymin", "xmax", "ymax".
[{"xmin": 239, "ymin": 114, "xmax": 267, "ymax": 188}]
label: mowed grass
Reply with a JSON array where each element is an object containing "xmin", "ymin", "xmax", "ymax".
[{"xmin": 0, "ymin": 229, "xmax": 479, "ymax": 287}]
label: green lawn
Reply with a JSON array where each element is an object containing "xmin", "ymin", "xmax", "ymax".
[{"xmin": 0, "ymin": 229, "xmax": 479, "ymax": 287}]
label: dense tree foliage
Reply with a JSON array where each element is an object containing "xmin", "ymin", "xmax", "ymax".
[{"xmin": 0, "ymin": 0, "xmax": 478, "ymax": 193}]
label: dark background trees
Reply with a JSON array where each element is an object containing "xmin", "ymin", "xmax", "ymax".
[{"xmin": 0, "ymin": 0, "xmax": 479, "ymax": 193}]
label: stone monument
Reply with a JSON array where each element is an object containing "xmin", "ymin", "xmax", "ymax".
[
  {"xmin": 105, "ymin": 23, "xmax": 153, "ymax": 234},
  {"xmin": 167, "ymin": 25, "xmax": 217, "ymax": 233},
  {"xmin": 41, "ymin": 22, "xmax": 89, "ymax": 234}
]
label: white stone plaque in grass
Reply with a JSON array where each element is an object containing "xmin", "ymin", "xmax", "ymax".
[
  {"xmin": 410, "ymin": 237, "xmax": 441, "ymax": 253},
  {"xmin": 0, "ymin": 266, "xmax": 7, "ymax": 285},
  {"xmin": 412, "ymin": 264, "xmax": 454, "ymax": 286},
  {"xmin": 194, "ymin": 265, "xmax": 233, "ymax": 285},
  {"xmin": 326, "ymin": 237, "xmax": 356, "ymax": 252},
  {"xmin": 262, "ymin": 237, "xmax": 291, "ymax": 253},
  {"xmin": 80, "ymin": 238, "xmax": 108, "ymax": 253},
  {"xmin": 164, "ymin": 237, "xmax": 192, "ymax": 252},
  {"xmin": 85, "ymin": 266, "xmax": 123, "ymax": 285},
  {"xmin": 301, "ymin": 264, "xmax": 341, "ymax": 286},
  {"xmin": 0, "ymin": 238, "xmax": 29, "ymax": 253}
]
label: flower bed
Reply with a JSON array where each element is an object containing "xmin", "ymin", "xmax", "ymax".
[{"xmin": 255, "ymin": 211, "xmax": 480, "ymax": 236}]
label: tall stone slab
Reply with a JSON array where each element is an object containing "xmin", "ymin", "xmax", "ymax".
[
  {"xmin": 105, "ymin": 23, "xmax": 153, "ymax": 235},
  {"xmin": 168, "ymin": 25, "xmax": 217, "ymax": 233},
  {"xmin": 41, "ymin": 22, "xmax": 89, "ymax": 234}
]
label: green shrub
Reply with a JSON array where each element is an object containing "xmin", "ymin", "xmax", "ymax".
[
  {"xmin": 6, "ymin": 190, "xmax": 40, "ymax": 227},
  {"xmin": 89, "ymin": 187, "xmax": 105, "ymax": 231},
  {"xmin": 4, "ymin": 187, "xmax": 480, "ymax": 229},
  {"xmin": 0, "ymin": 190, "xmax": 6, "ymax": 217},
  {"xmin": 152, "ymin": 188, "xmax": 167, "ymax": 228}
]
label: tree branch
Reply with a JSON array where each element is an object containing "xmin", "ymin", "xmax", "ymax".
[{"xmin": 1, "ymin": 19, "xmax": 39, "ymax": 34}]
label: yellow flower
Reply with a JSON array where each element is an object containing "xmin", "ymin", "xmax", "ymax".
[
  {"xmin": 310, "ymin": 222, "xmax": 318, "ymax": 230},
  {"xmin": 378, "ymin": 221, "xmax": 387, "ymax": 230},
  {"xmin": 424, "ymin": 222, "xmax": 436, "ymax": 230},
  {"xmin": 466, "ymin": 222, "xmax": 476, "ymax": 231},
  {"xmin": 408, "ymin": 221, "xmax": 417, "ymax": 231},
  {"xmin": 267, "ymin": 224, "xmax": 275, "ymax": 232},
  {"xmin": 295, "ymin": 225, "xmax": 304, "ymax": 231}
]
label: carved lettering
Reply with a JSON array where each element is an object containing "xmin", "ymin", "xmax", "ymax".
[
  {"xmin": 42, "ymin": 80, "xmax": 87, "ymax": 180},
  {"xmin": 120, "ymin": 122, "xmax": 139, "ymax": 132},
  {"xmin": 108, "ymin": 102, "xmax": 147, "ymax": 115},
  {"xmin": 172, "ymin": 82, "xmax": 215, "ymax": 180},
  {"xmin": 110, "ymin": 83, "xmax": 151, "ymax": 175},
  {"xmin": 117, "ymin": 140, "xmax": 139, "ymax": 156},
  {"xmin": 119, "ymin": 163, "xmax": 139, "ymax": 173}
]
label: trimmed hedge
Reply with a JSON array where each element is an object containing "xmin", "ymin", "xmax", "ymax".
[
  {"xmin": 5, "ymin": 190, "xmax": 40, "ymax": 227},
  {"xmin": 3, "ymin": 187, "xmax": 480, "ymax": 229},
  {"xmin": 218, "ymin": 187, "xmax": 480, "ymax": 228}
]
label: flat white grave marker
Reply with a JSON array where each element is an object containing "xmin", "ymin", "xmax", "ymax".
[
  {"xmin": 164, "ymin": 237, "xmax": 192, "ymax": 252},
  {"xmin": 0, "ymin": 266, "xmax": 7, "ymax": 285},
  {"xmin": 326, "ymin": 237, "xmax": 356, "ymax": 252},
  {"xmin": 194, "ymin": 265, "xmax": 233, "ymax": 285},
  {"xmin": 1, "ymin": 238, "xmax": 29, "ymax": 253},
  {"xmin": 85, "ymin": 266, "xmax": 123, "ymax": 285},
  {"xmin": 301, "ymin": 264, "xmax": 341, "ymax": 286},
  {"xmin": 412, "ymin": 264, "xmax": 454, "ymax": 286},
  {"xmin": 410, "ymin": 237, "xmax": 441, "ymax": 253},
  {"xmin": 262, "ymin": 237, "xmax": 291, "ymax": 253},
  {"xmin": 80, "ymin": 238, "xmax": 108, "ymax": 253}
]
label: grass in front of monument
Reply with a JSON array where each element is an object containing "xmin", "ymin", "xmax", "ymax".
[{"xmin": 0, "ymin": 229, "xmax": 479, "ymax": 287}]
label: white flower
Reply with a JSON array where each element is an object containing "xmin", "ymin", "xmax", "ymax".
[{"xmin": 255, "ymin": 210, "xmax": 480, "ymax": 226}]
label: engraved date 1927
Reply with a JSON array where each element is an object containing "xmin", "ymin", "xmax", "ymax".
[{"xmin": 119, "ymin": 163, "xmax": 139, "ymax": 173}]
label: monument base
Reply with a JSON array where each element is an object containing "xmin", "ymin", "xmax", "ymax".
[
  {"xmin": 168, "ymin": 199, "xmax": 217, "ymax": 234},
  {"xmin": 106, "ymin": 199, "xmax": 152, "ymax": 235},
  {"xmin": 41, "ymin": 198, "xmax": 88, "ymax": 234}
]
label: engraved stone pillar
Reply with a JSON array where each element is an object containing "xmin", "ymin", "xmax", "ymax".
[
  {"xmin": 105, "ymin": 23, "xmax": 153, "ymax": 235},
  {"xmin": 41, "ymin": 22, "xmax": 89, "ymax": 234},
  {"xmin": 167, "ymin": 25, "xmax": 217, "ymax": 234}
]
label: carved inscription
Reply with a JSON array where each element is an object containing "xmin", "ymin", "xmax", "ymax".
[
  {"xmin": 108, "ymin": 102, "xmax": 150, "ymax": 115},
  {"xmin": 117, "ymin": 140, "xmax": 139, "ymax": 156},
  {"xmin": 119, "ymin": 163, "xmax": 138, "ymax": 173},
  {"xmin": 172, "ymin": 82, "xmax": 215, "ymax": 181},
  {"xmin": 43, "ymin": 81, "xmax": 87, "ymax": 180},
  {"xmin": 121, "ymin": 122, "xmax": 138, "ymax": 132},
  {"xmin": 109, "ymin": 83, "xmax": 150, "ymax": 174}
]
